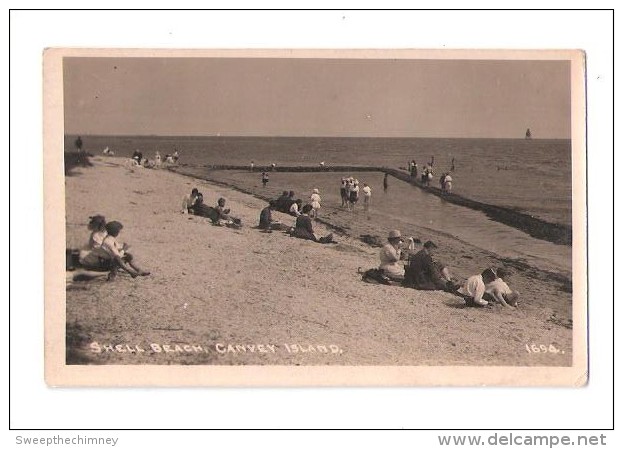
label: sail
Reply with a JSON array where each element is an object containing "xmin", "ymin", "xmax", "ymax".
[{"xmin": 525, "ymin": 128, "xmax": 532, "ymax": 139}]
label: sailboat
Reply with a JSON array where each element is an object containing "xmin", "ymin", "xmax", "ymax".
[{"xmin": 525, "ymin": 128, "xmax": 532, "ymax": 140}]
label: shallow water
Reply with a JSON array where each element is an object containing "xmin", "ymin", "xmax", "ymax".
[
  {"xmin": 69, "ymin": 135, "xmax": 572, "ymax": 226},
  {"xmin": 204, "ymin": 170, "xmax": 572, "ymax": 278}
]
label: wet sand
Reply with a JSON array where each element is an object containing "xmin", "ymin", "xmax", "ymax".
[{"xmin": 65, "ymin": 157, "xmax": 573, "ymax": 366}]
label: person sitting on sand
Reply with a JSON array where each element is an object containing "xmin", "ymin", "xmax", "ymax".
[
  {"xmin": 100, "ymin": 221, "xmax": 150, "ymax": 280},
  {"xmin": 401, "ymin": 236, "xmax": 417, "ymax": 260},
  {"xmin": 185, "ymin": 192, "xmax": 223, "ymax": 223},
  {"xmin": 310, "ymin": 188, "xmax": 321, "ymax": 218},
  {"xmin": 484, "ymin": 268, "xmax": 520, "ymax": 308},
  {"xmin": 132, "ymin": 150, "xmax": 143, "ymax": 165},
  {"xmin": 291, "ymin": 204, "xmax": 334, "ymax": 243},
  {"xmin": 213, "ymin": 198, "xmax": 242, "ymax": 227},
  {"xmin": 275, "ymin": 191, "xmax": 290, "ymax": 212},
  {"xmin": 289, "ymin": 199, "xmax": 303, "ymax": 217},
  {"xmin": 379, "ymin": 230, "xmax": 406, "ymax": 281},
  {"xmin": 458, "ymin": 268, "xmax": 498, "ymax": 307},
  {"xmin": 259, "ymin": 200, "xmax": 280, "ymax": 232},
  {"xmin": 406, "ymin": 237, "xmax": 422, "ymax": 254},
  {"xmin": 86, "ymin": 215, "xmax": 107, "ymax": 249},
  {"xmin": 181, "ymin": 188, "xmax": 203, "ymax": 214},
  {"xmin": 403, "ymin": 241, "xmax": 456, "ymax": 291},
  {"xmin": 284, "ymin": 191, "xmax": 296, "ymax": 212},
  {"xmin": 78, "ymin": 215, "xmax": 108, "ymax": 267}
]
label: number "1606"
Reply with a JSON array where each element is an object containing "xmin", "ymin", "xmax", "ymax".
[{"xmin": 525, "ymin": 344, "xmax": 563, "ymax": 354}]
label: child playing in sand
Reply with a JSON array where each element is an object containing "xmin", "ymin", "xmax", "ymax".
[
  {"xmin": 458, "ymin": 268, "xmax": 497, "ymax": 307},
  {"xmin": 485, "ymin": 268, "xmax": 520, "ymax": 308}
]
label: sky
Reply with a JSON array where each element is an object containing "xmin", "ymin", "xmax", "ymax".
[{"xmin": 63, "ymin": 57, "xmax": 571, "ymax": 139}]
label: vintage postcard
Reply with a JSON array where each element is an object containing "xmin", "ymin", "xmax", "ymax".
[{"xmin": 44, "ymin": 48, "xmax": 587, "ymax": 386}]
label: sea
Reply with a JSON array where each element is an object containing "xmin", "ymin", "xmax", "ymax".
[{"xmin": 66, "ymin": 135, "xmax": 574, "ymax": 277}]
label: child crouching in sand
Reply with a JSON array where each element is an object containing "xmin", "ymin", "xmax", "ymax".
[
  {"xmin": 458, "ymin": 268, "xmax": 497, "ymax": 307},
  {"xmin": 484, "ymin": 268, "xmax": 520, "ymax": 308}
]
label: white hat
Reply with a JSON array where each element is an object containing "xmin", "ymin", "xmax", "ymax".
[{"xmin": 312, "ymin": 188, "xmax": 319, "ymax": 194}]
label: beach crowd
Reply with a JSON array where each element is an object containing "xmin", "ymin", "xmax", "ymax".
[{"xmin": 70, "ymin": 151, "xmax": 519, "ymax": 310}]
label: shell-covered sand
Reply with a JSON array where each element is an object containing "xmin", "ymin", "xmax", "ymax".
[{"xmin": 64, "ymin": 157, "xmax": 573, "ymax": 367}]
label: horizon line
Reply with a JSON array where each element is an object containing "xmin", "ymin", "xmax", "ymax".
[{"xmin": 64, "ymin": 133, "xmax": 571, "ymax": 140}]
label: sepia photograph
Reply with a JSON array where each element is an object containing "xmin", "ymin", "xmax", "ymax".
[{"xmin": 44, "ymin": 48, "xmax": 587, "ymax": 387}]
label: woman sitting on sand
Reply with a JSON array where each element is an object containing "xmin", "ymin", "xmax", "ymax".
[
  {"xmin": 275, "ymin": 191, "xmax": 290, "ymax": 212},
  {"xmin": 78, "ymin": 215, "xmax": 108, "ymax": 267},
  {"xmin": 86, "ymin": 215, "xmax": 107, "ymax": 249},
  {"xmin": 284, "ymin": 191, "xmax": 296, "ymax": 213},
  {"xmin": 291, "ymin": 204, "xmax": 334, "ymax": 244},
  {"xmin": 181, "ymin": 188, "xmax": 203, "ymax": 214},
  {"xmin": 379, "ymin": 230, "xmax": 406, "ymax": 281}
]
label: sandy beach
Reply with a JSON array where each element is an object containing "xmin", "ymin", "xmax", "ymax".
[{"xmin": 64, "ymin": 156, "xmax": 573, "ymax": 367}]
